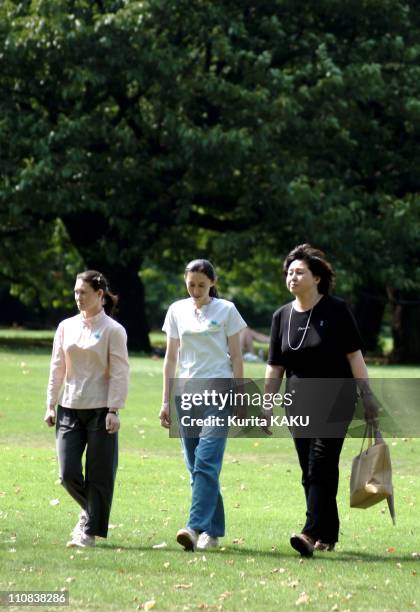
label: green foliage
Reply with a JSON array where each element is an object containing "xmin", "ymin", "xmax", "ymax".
[
  {"xmin": 0, "ymin": 0, "xmax": 420, "ymax": 339},
  {"xmin": 7, "ymin": 219, "xmax": 84, "ymax": 310}
]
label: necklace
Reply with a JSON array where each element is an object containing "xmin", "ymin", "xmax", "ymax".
[
  {"xmin": 287, "ymin": 304, "xmax": 314, "ymax": 351},
  {"xmin": 193, "ymin": 298, "xmax": 212, "ymax": 324}
]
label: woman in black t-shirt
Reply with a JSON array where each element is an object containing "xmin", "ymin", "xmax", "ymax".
[{"xmin": 264, "ymin": 244, "xmax": 378, "ymax": 557}]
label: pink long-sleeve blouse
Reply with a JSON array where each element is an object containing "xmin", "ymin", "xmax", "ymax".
[{"xmin": 47, "ymin": 309, "xmax": 129, "ymax": 410}]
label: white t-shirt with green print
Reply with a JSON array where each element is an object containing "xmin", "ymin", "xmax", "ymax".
[{"xmin": 162, "ymin": 297, "xmax": 247, "ymax": 379}]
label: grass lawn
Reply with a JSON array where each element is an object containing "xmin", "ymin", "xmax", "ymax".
[{"xmin": 0, "ymin": 347, "xmax": 419, "ymax": 611}]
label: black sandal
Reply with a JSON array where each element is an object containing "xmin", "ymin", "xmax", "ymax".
[
  {"xmin": 290, "ymin": 533, "xmax": 315, "ymax": 557},
  {"xmin": 314, "ymin": 540, "xmax": 335, "ymax": 551}
]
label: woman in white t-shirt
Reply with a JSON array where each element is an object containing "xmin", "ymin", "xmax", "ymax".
[{"xmin": 160, "ymin": 259, "xmax": 246, "ymax": 551}]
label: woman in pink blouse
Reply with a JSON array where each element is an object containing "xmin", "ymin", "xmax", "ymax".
[{"xmin": 44, "ymin": 270, "xmax": 129, "ymax": 548}]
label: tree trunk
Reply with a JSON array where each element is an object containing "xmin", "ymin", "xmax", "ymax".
[
  {"xmin": 389, "ymin": 289, "xmax": 420, "ymax": 364},
  {"xmin": 353, "ymin": 287, "xmax": 386, "ymax": 353},
  {"xmin": 104, "ymin": 263, "xmax": 151, "ymax": 352}
]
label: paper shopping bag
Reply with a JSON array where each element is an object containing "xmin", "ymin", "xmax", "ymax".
[{"xmin": 350, "ymin": 426, "xmax": 395, "ymax": 524}]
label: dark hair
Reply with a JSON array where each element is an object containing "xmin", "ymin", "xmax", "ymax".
[
  {"xmin": 283, "ymin": 244, "xmax": 335, "ymax": 295},
  {"xmin": 76, "ymin": 270, "xmax": 118, "ymax": 317},
  {"xmin": 184, "ymin": 259, "xmax": 219, "ymax": 298}
]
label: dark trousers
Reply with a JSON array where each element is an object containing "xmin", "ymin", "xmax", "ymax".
[
  {"xmin": 293, "ymin": 437, "xmax": 345, "ymax": 544},
  {"xmin": 56, "ymin": 406, "xmax": 118, "ymax": 538}
]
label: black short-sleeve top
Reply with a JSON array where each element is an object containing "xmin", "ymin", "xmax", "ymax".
[{"xmin": 267, "ymin": 295, "xmax": 364, "ymax": 378}]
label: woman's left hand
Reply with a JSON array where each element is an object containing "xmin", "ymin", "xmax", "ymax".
[
  {"xmin": 106, "ymin": 412, "xmax": 120, "ymax": 434},
  {"xmin": 362, "ymin": 393, "xmax": 379, "ymax": 429},
  {"xmin": 260, "ymin": 408, "xmax": 273, "ymax": 436}
]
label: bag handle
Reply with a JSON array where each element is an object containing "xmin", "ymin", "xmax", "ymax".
[
  {"xmin": 358, "ymin": 423, "xmax": 373, "ymax": 455},
  {"xmin": 359, "ymin": 424, "xmax": 384, "ymax": 455}
]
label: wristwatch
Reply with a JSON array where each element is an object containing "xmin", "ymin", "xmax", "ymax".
[{"xmin": 108, "ymin": 410, "xmax": 119, "ymax": 416}]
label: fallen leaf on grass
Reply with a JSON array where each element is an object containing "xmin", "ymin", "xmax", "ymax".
[
  {"xmin": 232, "ymin": 537, "xmax": 244, "ymax": 545},
  {"xmin": 142, "ymin": 600, "xmax": 156, "ymax": 611},
  {"xmin": 219, "ymin": 592, "xmax": 232, "ymax": 601},
  {"xmin": 174, "ymin": 583, "xmax": 192, "ymax": 589},
  {"xmin": 163, "ymin": 562, "xmax": 170, "ymax": 568},
  {"xmin": 49, "ymin": 499, "xmax": 60, "ymax": 506},
  {"xmin": 288, "ymin": 580, "xmax": 299, "ymax": 588},
  {"xmin": 152, "ymin": 542, "xmax": 167, "ymax": 549},
  {"xmin": 295, "ymin": 592, "xmax": 309, "ymax": 605},
  {"xmin": 65, "ymin": 577, "xmax": 75, "ymax": 583},
  {"xmin": 386, "ymin": 547, "xmax": 396, "ymax": 553}
]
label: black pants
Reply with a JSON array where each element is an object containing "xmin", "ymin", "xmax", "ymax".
[
  {"xmin": 293, "ymin": 437, "xmax": 345, "ymax": 544},
  {"xmin": 56, "ymin": 406, "xmax": 118, "ymax": 538}
]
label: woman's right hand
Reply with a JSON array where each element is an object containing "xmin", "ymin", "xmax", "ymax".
[
  {"xmin": 159, "ymin": 403, "xmax": 171, "ymax": 429},
  {"xmin": 44, "ymin": 406, "xmax": 56, "ymax": 427}
]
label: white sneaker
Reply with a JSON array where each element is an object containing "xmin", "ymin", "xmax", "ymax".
[
  {"xmin": 70, "ymin": 510, "xmax": 88, "ymax": 537},
  {"xmin": 176, "ymin": 527, "xmax": 199, "ymax": 551},
  {"xmin": 196, "ymin": 532, "xmax": 219, "ymax": 550},
  {"xmin": 66, "ymin": 532, "xmax": 95, "ymax": 548}
]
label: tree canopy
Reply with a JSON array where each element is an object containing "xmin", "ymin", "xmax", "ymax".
[{"xmin": 1, "ymin": 0, "xmax": 419, "ymax": 357}]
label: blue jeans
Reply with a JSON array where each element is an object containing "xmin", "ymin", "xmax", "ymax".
[{"xmin": 181, "ymin": 435, "xmax": 227, "ymax": 537}]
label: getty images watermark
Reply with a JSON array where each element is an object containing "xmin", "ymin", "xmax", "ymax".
[
  {"xmin": 178, "ymin": 388, "xmax": 308, "ymax": 429},
  {"xmin": 168, "ymin": 377, "xmax": 420, "ymax": 438}
]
